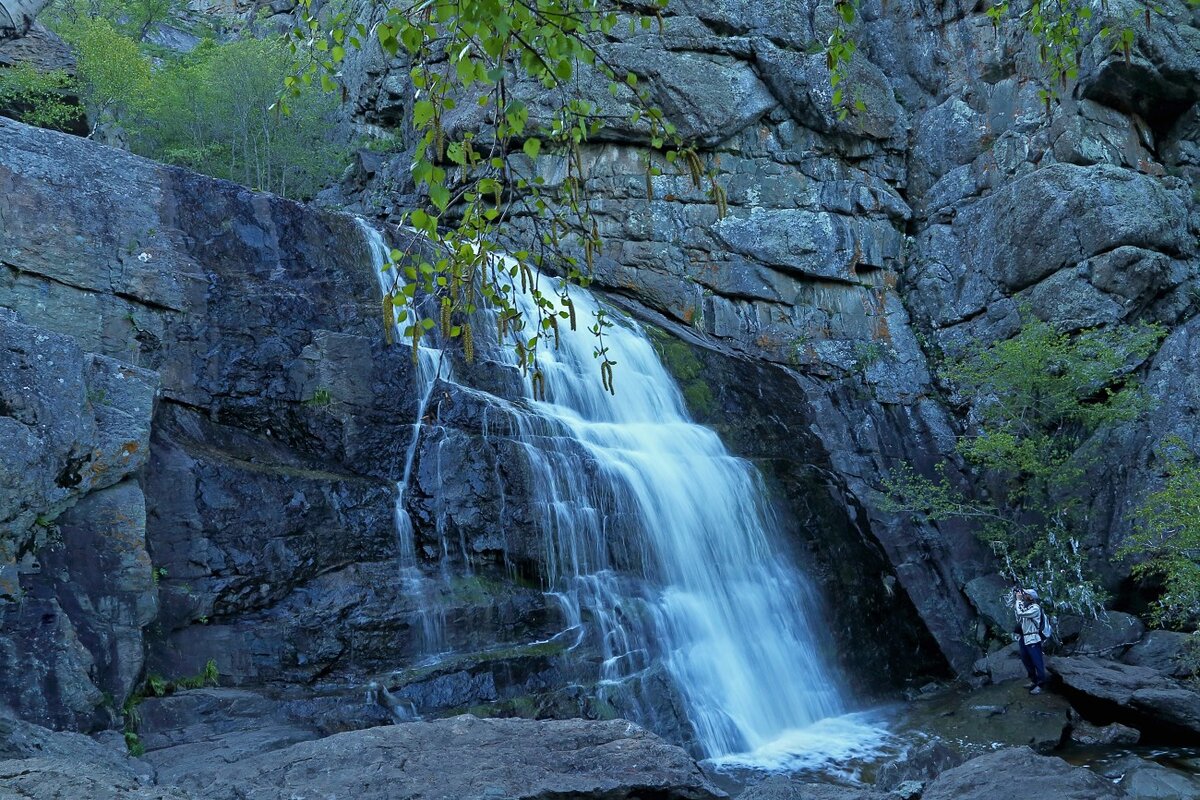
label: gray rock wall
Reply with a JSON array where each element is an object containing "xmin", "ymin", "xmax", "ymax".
[
  {"xmin": 2, "ymin": 0, "xmax": 1198, "ymax": 738},
  {"xmin": 0, "ymin": 118, "xmax": 440, "ymax": 727},
  {"xmin": 329, "ymin": 0, "xmax": 1200, "ymax": 677}
]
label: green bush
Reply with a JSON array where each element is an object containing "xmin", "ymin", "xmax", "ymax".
[
  {"xmin": 1124, "ymin": 437, "xmax": 1200, "ymax": 630},
  {"xmin": 49, "ymin": 15, "xmax": 347, "ymax": 199},
  {"xmin": 0, "ymin": 63, "xmax": 83, "ymax": 130},
  {"xmin": 57, "ymin": 15, "xmax": 151, "ymax": 128},
  {"xmin": 883, "ymin": 313, "xmax": 1164, "ymax": 617}
]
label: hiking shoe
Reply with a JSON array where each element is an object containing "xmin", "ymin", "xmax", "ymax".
[{"xmin": 1030, "ymin": 686, "xmax": 1043, "ymax": 695}]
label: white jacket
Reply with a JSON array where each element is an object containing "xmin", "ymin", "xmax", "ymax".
[{"xmin": 1014, "ymin": 599, "xmax": 1045, "ymax": 646}]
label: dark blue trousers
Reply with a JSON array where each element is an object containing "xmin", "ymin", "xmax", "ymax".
[{"xmin": 1018, "ymin": 638, "xmax": 1047, "ymax": 687}]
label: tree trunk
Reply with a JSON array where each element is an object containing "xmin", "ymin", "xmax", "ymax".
[{"xmin": 0, "ymin": 0, "xmax": 51, "ymax": 38}]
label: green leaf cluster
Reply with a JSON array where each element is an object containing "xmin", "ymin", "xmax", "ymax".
[
  {"xmin": 1124, "ymin": 437, "xmax": 1200, "ymax": 630},
  {"xmin": 883, "ymin": 314, "xmax": 1164, "ymax": 616},
  {"xmin": 133, "ymin": 38, "xmax": 347, "ymax": 199},
  {"xmin": 0, "ymin": 63, "xmax": 82, "ymax": 130},
  {"xmin": 57, "ymin": 15, "xmax": 151, "ymax": 125},
  {"xmin": 46, "ymin": 0, "xmax": 184, "ymax": 42},
  {"xmin": 289, "ymin": 0, "xmax": 726, "ymax": 388}
]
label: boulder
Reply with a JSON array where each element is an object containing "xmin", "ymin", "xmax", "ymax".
[
  {"xmin": 1078, "ymin": 0, "xmax": 1200, "ymax": 134},
  {"xmin": 1118, "ymin": 760, "xmax": 1200, "ymax": 800},
  {"xmin": 0, "ymin": 21, "xmax": 73, "ymax": 72},
  {"xmin": 1069, "ymin": 719, "xmax": 1141, "ymax": 746},
  {"xmin": 972, "ymin": 642, "xmax": 1028, "ymax": 685},
  {"xmin": 162, "ymin": 715, "xmax": 725, "ymax": 800},
  {"xmin": 1049, "ymin": 655, "xmax": 1200, "ymax": 735},
  {"xmin": 874, "ymin": 738, "xmax": 965, "ymax": 791},
  {"xmin": 0, "ymin": 757, "xmax": 193, "ymax": 799},
  {"xmin": 1122, "ymin": 631, "xmax": 1198, "ymax": 678},
  {"xmin": 752, "ymin": 39, "xmax": 906, "ymax": 143},
  {"xmin": 963, "ymin": 574, "xmax": 1015, "ymax": 633},
  {"xmin": 1073, "ymin": 611, "xmax": 1146, "ymax": 657},
  {"xmin": 0, "ymin": 0, "xmax": 49, "ymax": 38},
  {"xmin": 738, "ymin": 777, "xmax": 886, "ymax": 800},
  {"xmin": 0, "ymin": 714, "xmax": 184, "ymax": 799},
  {"xmin": 136, "ymin": 688, "xmax": 327, "ymax": 787},
  {"xmin": 921, "ymin": 748, "xmax": 1122, "ymax": 800}
]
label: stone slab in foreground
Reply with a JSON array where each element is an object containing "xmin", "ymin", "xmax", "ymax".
[
  {"xmin": 165, "ymin": 715, "xmax": 725, "ymax": 800},
  {"xmin": 1050, "ymin": 655, "xmax": 1200, "ymax": 735},
  {"xmin": 920, "ymin": 747, "xmax": 1121, "ymax": 800}
]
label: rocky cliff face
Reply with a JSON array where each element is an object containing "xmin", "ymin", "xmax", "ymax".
[
  {"xmin": 335, "ymin": 0, "xmax": 1200, "ymax": 674},
  {"xmin": 0, "ymin": 119, "xmax": 432, "ymax": 726},
  {"xmin": 1, "ymin": 0, "xmax": 1198, "ymax": 752}
]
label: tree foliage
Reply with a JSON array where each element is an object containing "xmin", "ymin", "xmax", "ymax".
[
  {"xmin": 134, "ymin": 38, "xmax": 346, "ymax": 198},
  {"xmin": 883, "ymin": 314, "xmax": 1163, "ymax": 616},
  {"xmin": 287, "ymin": 0, "xmax": 726, "ymax": 388},
  {"xmin": 45, "ymin": 7, "xmax": 346, "ymax": 199},
  {"xmin": 56, "ymin": 15, "xmax": 151, "ymax": 129},
  {"xmin": 0, "ymin": 63, "xmax": 82, "ymax": 130},
  {"xmin": 1124, "ymin": 437, "xmax": 1200, "ymax": 630},
  {"xmin": 45, "ymin": 0, "xmax": 183, "ymax": 41}
]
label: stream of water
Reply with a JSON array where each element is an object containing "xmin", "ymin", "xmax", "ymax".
[{"xmin": 362, "ymin": 223, "xmax": 886, "ymax": 765}]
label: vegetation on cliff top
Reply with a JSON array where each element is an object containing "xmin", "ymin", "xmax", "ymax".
[{"xmin": 4, "ymin": 0, "xmax": 349, "ymax": 199}]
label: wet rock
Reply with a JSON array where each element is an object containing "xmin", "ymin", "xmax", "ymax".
[
  {"xmin": 738, "ymin": 777, "xmax": 887, "ymax": 800},
  {"xmin": 165, "ymin": 715, "xmax": 724, "ymax": 800},
  {"xmin": 1118, "ymin": 760, "xmax": 1200, "ymax": 799},
  {"xmin": 899, "ymin": 682, "xmax": 1071, "ymax": 753},
  {"xmin": 921, "ymin": 748, "xmax": 1122, "ymax": 799},
  {"xmin": 902, "ymin": 681, "xmax": 1070, "ymax": 753},
  {"xmin": 1069, "ymin": 719, "xmax": 1141, "ymax": 746},
  {"xmin": 1049, "ymin": 655, "xmax": 1200, "ymax": 736},
  {"xmin": 874, "ymin": 738, "xmax": 965, "ymax": 791}
]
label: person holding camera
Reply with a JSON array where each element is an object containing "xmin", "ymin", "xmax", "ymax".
[{"xmin": 1012, "ymin": 587, "xmax": 1049, "ymax": 694}]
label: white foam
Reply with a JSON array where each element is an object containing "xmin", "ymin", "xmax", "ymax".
[{"xmin": 707, "ymin": 711, "xmax": 896, "ymax": 777}]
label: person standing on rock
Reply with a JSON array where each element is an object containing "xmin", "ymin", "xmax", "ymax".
[{"xmin": 1012, "ymin": 588, "xmax": 1049, "ymax": 694}]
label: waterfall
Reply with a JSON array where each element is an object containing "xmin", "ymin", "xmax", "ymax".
[
  {"xmin": 363, "ymin": 225, "xmax": 453, "ymax": 654},
  {"xmin": 361, "ymin": 223, "xmax": 876, "ymax": 763},
  {"xmin": 502, "ymin": 283, "xmax": 846, "ymax": 757}
]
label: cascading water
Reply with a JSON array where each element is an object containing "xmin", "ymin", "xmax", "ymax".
[
  {"xmin": 501, "ymin": 284, "xmax": 846, "ymax": 758},
  {"xmin": 362, "ymin": 223, "xmax": 884, "ymax": 765},
  {"xmin": 362, "ymin": 223, "xmax": 453, "ymax": 654}
]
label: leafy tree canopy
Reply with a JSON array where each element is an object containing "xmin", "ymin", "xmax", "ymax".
[{"xmin": 286, "ymin": 0, "xmax": 726, "ymax": 390}]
